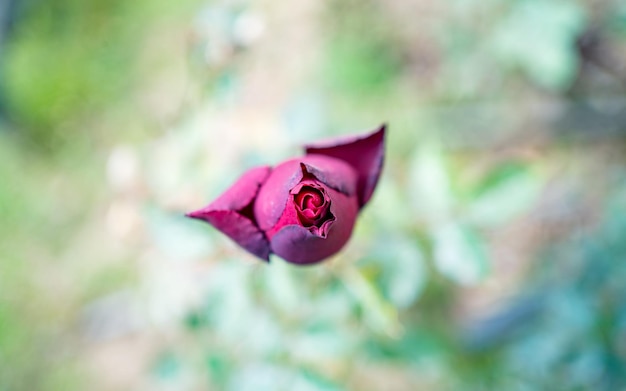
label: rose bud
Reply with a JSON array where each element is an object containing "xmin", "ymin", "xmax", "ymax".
[{"xmin": 187, "ymin": 124, "xmax": 386, "ymax": 265}]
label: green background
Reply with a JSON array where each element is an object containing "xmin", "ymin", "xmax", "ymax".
[{"xmin": 1, "ymin": 0, "xmax": 626, "ymax": 389}]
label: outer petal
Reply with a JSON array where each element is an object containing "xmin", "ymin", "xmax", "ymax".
[
  {"xmin": 270, "ymin": 186, "xmax": 359, "ymax": 265},
  {"xmin": 186, "ymin": 166, "xmax": 272, "ymax": 261},
  {"xmin": 254, "ymin": 156, "xmax": 357, "ymax": 231},
  {"xmin": 191, "ymin": 210, "xmax": 271, "ymax": 261},
  {"xmin": 305, "ymin": 124, "xmax": 386, "ymax": 207},
  {"xmin": 299, "ymin": 155, "xmax": 358, "ymax": 196},
  {"xmin": 254, "ymin": 159, "xmax": 304, "ymax": 231},
  {"xmin": 203, "ymin": 166, "xmax": 272, "ymax": 212}
]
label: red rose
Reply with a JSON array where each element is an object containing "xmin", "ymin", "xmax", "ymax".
[{"xmin": 187, "ymin": 124, "xmax": 386, "ymax": 265}]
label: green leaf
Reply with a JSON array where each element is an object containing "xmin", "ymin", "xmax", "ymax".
[
  {"xmin": 206, "ymin": 354, "xmax": 232, "ymax": 387},
  {"xmin": 341, "ymin": 266, "xmax": 401, "ymax": 336},
  {"xmin": 364, "ymin": 236, "xmax": 427, "ymax": 309},
  {"xmin": 432, "ymin": 223, "xmax": 488, "ymax": 285},
  {"xmin": 466, "ymin": 164, "xmax": 540, "ymax": 227},
  {"xmin": 292, "ymin": 370, "xmax": 344, "ymax": 391}
]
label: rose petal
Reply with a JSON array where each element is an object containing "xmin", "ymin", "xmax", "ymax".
[
  {"xmin": 188, "ymin": 210, "xmax": 271, "ymax": 261},
  {"xmin": 293, "ymin": 185, "xmax": 328, "ymax": 224},
  {"xmin": 254, "ymin": 159, "xmax": 304, "ymax": 231},
  {"xmin": 205, "ymin": 166, "xmax": 272, "ymax": 212},
  {"xmin": 298, "ymin": 156, "xmax": 358, "ymax": 196},
  {"xmin": 186, "ymin": 165, "xmax": 272, "ymax": 261},
  {"xmin": 305, "ymin": 124, "xmax": 386, "ymax": 207},
  {"xmin": 270, "ymin": 186, "xmax": 358, "ymax": 265},
  {"xmin": 264, "ymin": 194, "xmax": 300, "ymax": 239},
  {"xmin": 254, "ymin": 158, "xmax": 357, "ymax": 231}
]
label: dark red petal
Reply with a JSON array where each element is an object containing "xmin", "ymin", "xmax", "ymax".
[
  {"xmin": 188, "ymin": 210, "xmax": 270, "ymax": 261},
  {"xmin": 300, "ymin": 209, "xmax": 319, "ymax": 220},
  {"xmin": 254, "ymin": 157, "xmax": 358, "ymax": 231},
  {"xmin": 269, "ymin": 186, "xmax": 358, "ymax": 265},
  {"xmin": 206, "ymin": 166, "xmax": 272, "ymax": 212},
  {"xmin": 263, "ymin": 191, "xmax": 300, "ymax": 239},
  {"xmin": 305, "ymin": 124, "xmax": 386, "ymax": 207},
  {"xmin": 299, "ymin": 156, "xmax": 357, "ymax": 196},
  {"xmin": 186, "ymin": 165, "xmax": 272, "ymax": 261},
  {"xmin": 254, "ymin": 159, "xmax": 304, "ymax": 231}
]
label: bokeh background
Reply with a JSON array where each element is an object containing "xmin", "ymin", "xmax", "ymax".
[{"xmin": 2, "ymin": 0, "xmax": 626, "ymax": 390}]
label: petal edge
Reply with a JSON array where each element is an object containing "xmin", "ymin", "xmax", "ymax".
[
  {"xmin": 188, "ymin": 210, "xmax": 270, "ymax": 261},
  {"xmin": 305, "ymin": 124, "xmax": 386, "ymax": 207},
  {"xmin": 186, "ymin": 165, "xmax": 272, "ymax": 261}
]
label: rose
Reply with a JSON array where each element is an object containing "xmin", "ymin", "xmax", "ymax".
[
  {"xmin": 187, "ymin": 125, "xmax": 386, "ymax": 264},
  {"xmin": 187, "ymin": 124, "xmax": 386, "ymax": 265}
]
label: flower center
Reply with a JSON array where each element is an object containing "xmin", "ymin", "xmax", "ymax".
[{"xmin": 293, "ymin": 185, "xmax": 330, "ymax": 226}]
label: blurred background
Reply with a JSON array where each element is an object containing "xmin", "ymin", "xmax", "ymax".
[{"xmin": 1, "ymin": 0, "xmax": 626, "ymax": 390}]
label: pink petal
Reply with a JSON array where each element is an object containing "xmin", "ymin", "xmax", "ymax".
[
  {"xmin": 305, "ymin": 124, "xmax": 386, "ymax": 207},
  {"xmin": 186, "ymin": 166, "xmax": 271, "ymax": 261}
]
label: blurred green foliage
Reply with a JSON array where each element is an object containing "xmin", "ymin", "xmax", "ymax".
[
  {"xmin": 491, "ymin": 0, "xmax": 587, "ymax": 90},
  {"xmin": 460, "ymin": 182, "xmax": 626, "ymax": 390},
  {"xmin": 1, "ymin": 0, "xmax": 199, "ymax": 149},
  {"xmin": 0, "ymin": 0, "xmax": 199, "ymax": 389},
  {"xmin": 324, "ymin": 0, "xmax": 403, "ymax": 95},
  {"xmin": 0, "ymin": 134, "xmax": 83, "ymax": 391},
  {"xmin": 2, "ymin": 0, "xmax": 626, "ymax": 390},
  {"xmin": 3, "ymin": 0, "xmax": 136, "ymax": 147}
]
